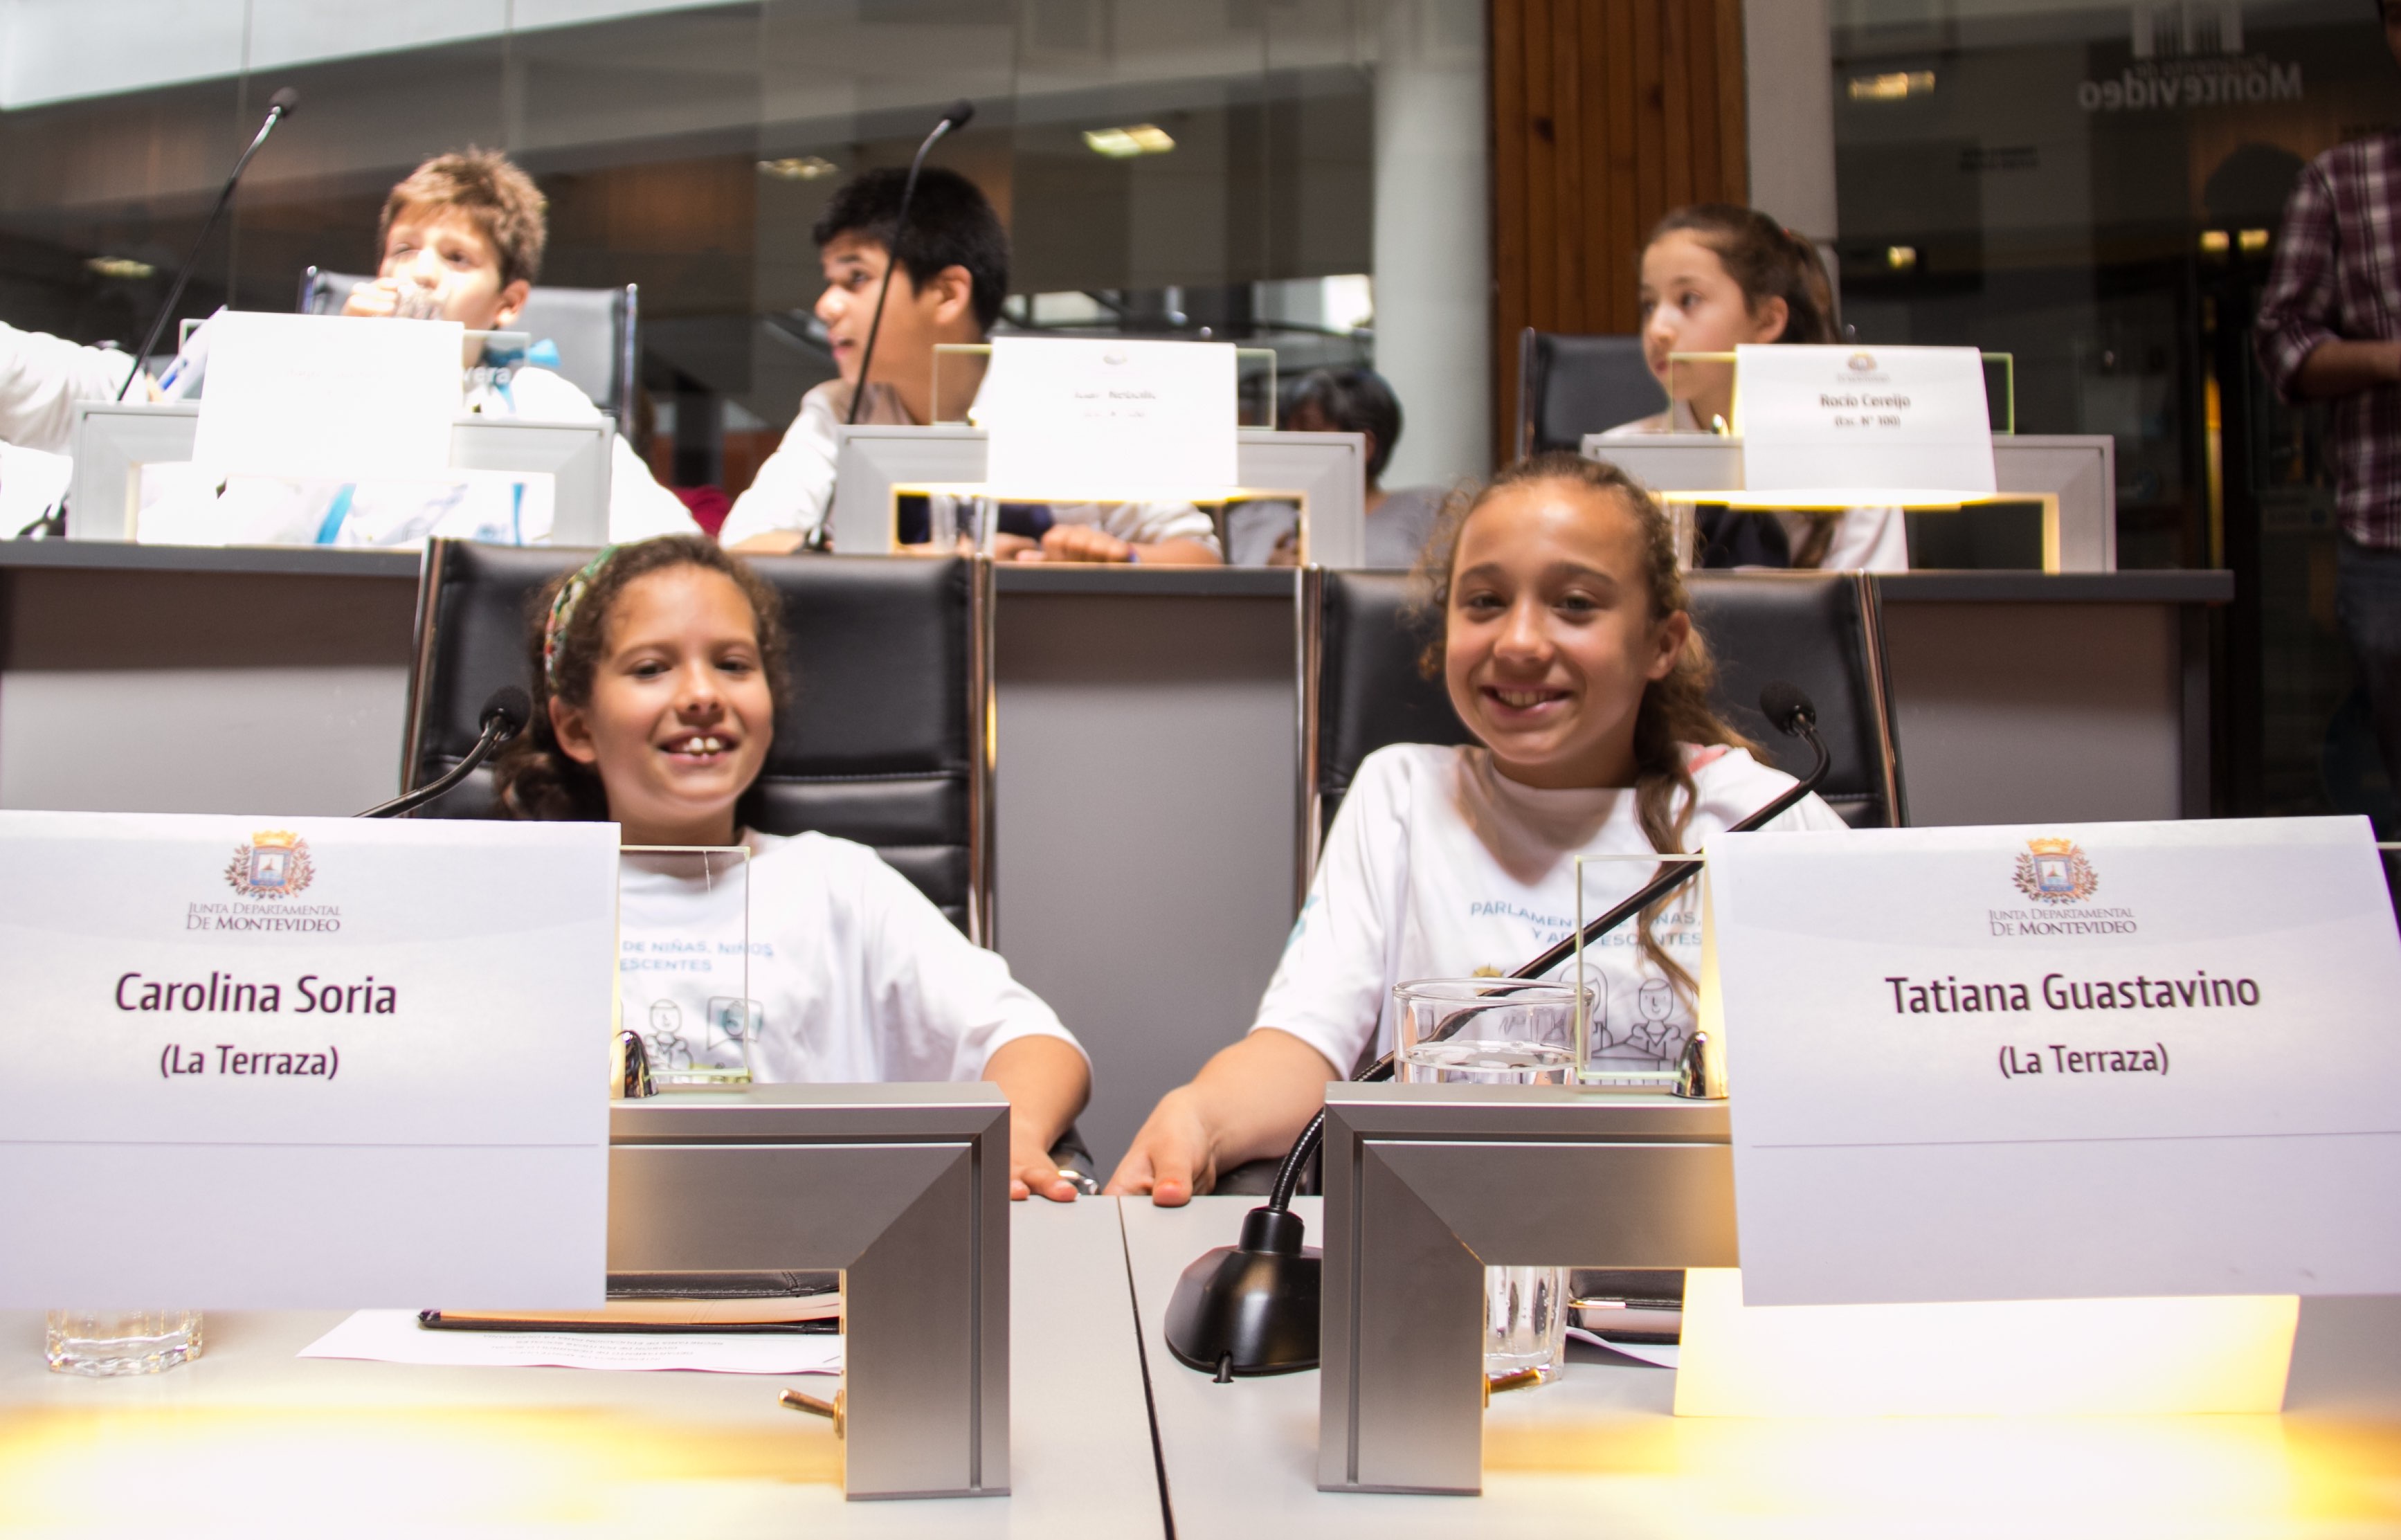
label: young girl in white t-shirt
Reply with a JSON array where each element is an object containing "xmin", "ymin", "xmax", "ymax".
[
  {"xmin": 491, "ymin": 536, "xmax": 1090, "ymax": 1201},
  {"xmin": 1105, "ymin": 453, "xmax": 1845, "ymax": 1203}
]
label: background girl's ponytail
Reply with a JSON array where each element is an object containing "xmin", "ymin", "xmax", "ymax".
[{"xmin": 1649, "ymin": 202, "xmax": 1839, "ymax": 346}]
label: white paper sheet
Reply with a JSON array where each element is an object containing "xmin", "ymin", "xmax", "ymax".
[
  {"xmin": 300, "ymin": 1309, "xmax": 844, "ymax": 1376},
  {"xmin": 1566, "ymin": 1328, "xmax": 1680, "ymax": 1369},
  {"xmin": 1707, "ymin": 816, "xmax": 2401, "ymax": 1306},
  {"xmin": 194, "ymin": 311, "xmax": 459, "ymax": 480}
]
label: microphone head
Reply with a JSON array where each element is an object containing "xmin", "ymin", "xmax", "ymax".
[
  {"xmin": 480, "ymin": 685, "xmax": 534, "ymax": 742},
  {"xmin": 1758, "ymin": 680, "xmax": 1817, "ymax": 737},
  {"xmin": 941, "ymin": 98, "xmax": 976, "ymax": 132},
  {"xmin": 268, "ymin": 87, "xmax": 301, "ymax": 115}
]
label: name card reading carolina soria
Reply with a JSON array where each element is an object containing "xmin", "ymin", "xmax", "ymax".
[
  {"xmin": 0, "ymin": 811, "xmax": 618, "ymax": 1309},
  {"xmin": 1707, "ymin": 817, "xmax": 2401, "ymax": 1307}
]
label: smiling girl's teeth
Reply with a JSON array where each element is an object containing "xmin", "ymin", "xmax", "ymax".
[
  {"xmin": 673, "ymin": 735, "xmax": 726, "ymax": 754},
  {"xmin": 1494, "ymin": 688, "xmax": 1554, "ymax": 708}
]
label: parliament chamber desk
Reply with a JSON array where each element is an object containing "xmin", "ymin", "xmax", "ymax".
[
  {"xmin": 0, "ymin": 1200, "xmax": 1163, "ymax": 1539},
  {"xmin": 2, "ymin": 1196, "xmax": 2398, "ymax": 1535}
]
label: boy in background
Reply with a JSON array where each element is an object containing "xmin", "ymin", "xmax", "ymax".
[
  {"xmin": 719, "ymin": 167, "xmax": 1219, "ymax": 563},
  {"xmin": 343, "ymin": 148, "xmax": 696, "ymax": 542}
]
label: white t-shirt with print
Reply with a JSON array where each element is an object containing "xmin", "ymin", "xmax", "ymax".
[
  {"xmin": 1256, "ymin": 742, "xmax": 1847, "ymax": 1076},
  {"xmin": 616, "ymin": 828, "xmax": 1083, "ymax": 1083}
]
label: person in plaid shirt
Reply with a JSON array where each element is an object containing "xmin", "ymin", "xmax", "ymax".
[{"xmin": 2255, "ymin": 1, "xmax": 2401, "ymax": 826}]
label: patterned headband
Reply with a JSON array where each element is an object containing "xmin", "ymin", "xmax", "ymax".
[{"xmin": 542, "ymin": 544, "xmax": 619, "ymax": 689}]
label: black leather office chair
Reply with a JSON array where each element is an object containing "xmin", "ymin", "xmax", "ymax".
[
  {"xmin": 1516, "ymin": 329, "xmax": 1670, "ymax": 457},
  {"xmin": 300, "ymin": 268, "xmax": 640, "ymax": 431},
  {"xmin": 401, "ymin": 541, "xmax": 995, "ymax": 941},
  {"xmin": 1299, "ymin": 567, "xmax": 1904, "ymax": 888}
]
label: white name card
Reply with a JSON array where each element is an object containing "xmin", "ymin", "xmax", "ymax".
[
  {"xmin": 194, "ymin": 312, "xmax": 460, "ymax": 481},
  {"xmin": 1707, "ymin": 817, "xmax": 2401, "ymax": 1306},
  {"xmin": 979, "ymin": 336, "xmax": 1237, "ymax": 501},
  {"xmin": 0, "ymin": 812, "xmax": 618, "ymax": 1309},
  {"xmin": 1733, "ymin": 342, "xmax": 1995, "ymax": 507}
]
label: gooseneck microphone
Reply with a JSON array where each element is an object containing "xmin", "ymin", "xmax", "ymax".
[
  {"xmin": 842, "ymin": 98, "xmax": 977, "ymax": 428},
  {"xmin": 116, "ymin": 87, "xmax": 300, "ymax": 402},
  {"xmin": 359, "ymin": 686, "xmax": 531, "ymax": 819},
  {"xmin": 1162, "ymin": 682, "xmax": 1832, "ymax": 1379}
]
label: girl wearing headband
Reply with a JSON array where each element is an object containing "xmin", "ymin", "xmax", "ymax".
[{"xmin": 495, "ymin": 536, "xmax": 1091, "ymax": 1201}]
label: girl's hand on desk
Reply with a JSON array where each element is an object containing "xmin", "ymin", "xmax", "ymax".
[
  {"xmin": 1104, "ymin": 1089, "xmax": 1214, "ymax": 1207},
  {"xmin": 1011, "ymin": 1134, "xmax": 1081, "ymax": 1204}
]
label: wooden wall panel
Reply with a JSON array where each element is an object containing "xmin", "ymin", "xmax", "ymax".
[{"xmin": 1489, "ymin": 0, "xmax": 1749, "ymax": 459}]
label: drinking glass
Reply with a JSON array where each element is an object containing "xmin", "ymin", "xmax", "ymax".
[
  {"xmin": 1392, "ymin": 977, "xmax": 1580, "ymax": 1085},
  {"xmin": 46, "ymin": 1310, "xmax": 203, "ymax": 1376},
  {"xmin": 1393, "ymin": 978, "xmax": 1585, "ymax": 1384}
]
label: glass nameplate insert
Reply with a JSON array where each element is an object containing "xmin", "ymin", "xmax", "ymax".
[
  {"xmin": 1573, "ymin": 850, "xmax": 1709, "ymax": 1089},
  {"xmin": 618, "ymin": 845, "xmax": 754, "ymax": 1090}
]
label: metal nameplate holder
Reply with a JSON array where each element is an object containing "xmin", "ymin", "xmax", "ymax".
[
  {"xmin": 1316, "ymin": 1081, "xmax": 1737, "ymax": 1496},
  {"xmin": 608, "ymin": 1082, "xmax": 1009, "ymax": 1500}
]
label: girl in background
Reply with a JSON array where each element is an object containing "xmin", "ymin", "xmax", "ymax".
[
  {"xmin": 494, "ymin": 536, "xmax": 1090, "ymax": 1201},
  {"xmin": 1604, "ymin": 203, "xmax": 1908, "ymax": 572}
]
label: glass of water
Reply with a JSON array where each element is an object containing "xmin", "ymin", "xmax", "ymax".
[
  {"xmin": 1393, "ymin": 977, "xmax": 1582, "ymax": 1085},
  {"xmin": 1393, "ymin": 978, "xmax": 1584, "ymax": 1384},
  {"xmin": 46, "ymin": 1310, "xmax": 203, "ymax": 1376}
]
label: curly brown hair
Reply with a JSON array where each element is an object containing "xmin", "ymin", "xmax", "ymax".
[
  {"xmin": 1411, "ymin": 451, "xmax": 1752, "ymax": 993},
  {"xmin": 492, "ymin": 536, "xmax": 792, "ymax": 823},
  {"xmin": 381, "ymin": 147, "xmax": 548, "ymax": 289}
]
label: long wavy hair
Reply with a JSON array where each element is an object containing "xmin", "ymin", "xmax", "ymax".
[
  {"xmin": 1411, "ymin": 451, "xmax": 1752, "ymax": 993},
  {"xmin": 491, "ymin": 536, "xmax": 792, "ymax": 823}
]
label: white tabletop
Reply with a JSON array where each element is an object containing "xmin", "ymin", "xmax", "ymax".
[
  {"xmin": 0, "ymin": 1199, "xmax": 1161, "ymax": 1539},
  {"xmin": 1121, "ymin": 1195, "xmax": 2401, "ymax": 1539}
]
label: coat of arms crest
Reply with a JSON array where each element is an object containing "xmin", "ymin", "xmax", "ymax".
[
  {"xmin": 2012, "ymin": 836, "xmax": 2096, "ymax": 905},
  {"xmin": 225, "ymin": 829, "xmax": 314, "ymax": 898}
]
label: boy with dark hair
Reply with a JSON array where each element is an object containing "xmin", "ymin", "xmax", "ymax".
[
  {"xmin": 341, "ymin": 147, "xmax": 695, "ymax": 541},
  {"xmin": 721, "ymin": 167, "xmax": 1220, "ymax": 563}
]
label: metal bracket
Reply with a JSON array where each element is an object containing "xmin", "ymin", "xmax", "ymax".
[
  {"xmin": 1316, "ymin": 1082, "xmax": 1737, "ymax": 1495},
  {"xmin": 608, "ymin": 1083, "xmax": 1009, "ymax": 1500}
]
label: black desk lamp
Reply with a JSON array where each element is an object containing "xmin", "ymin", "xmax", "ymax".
[{"xmin": 1161, "ymin": 682, "xmax": 1830, "ymax": 1379}]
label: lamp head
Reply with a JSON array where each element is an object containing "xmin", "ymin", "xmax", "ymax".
[
  {"xmin": 1758, "ymin": 680, "xmax": 1817, "ymax": 738},
  {"xmin": 1163, "ymin": 1205, "xmax": 1321, "ymax": 1378}
]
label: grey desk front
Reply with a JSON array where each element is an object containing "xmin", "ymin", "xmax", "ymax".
[
  {"xmin": 1871, "ymin": 571, "xmax": 2232, "ymax": 824},
  {"xmin": 0, "ymin": 1199, "xmax": 1161, "ymax": 1538}
]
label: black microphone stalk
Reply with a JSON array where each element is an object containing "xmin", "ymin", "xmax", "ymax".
[
  {"xmin": 358, "ymin": 685, "xmax": 530, "ymax": 819},
  {"xmin": 842, "ymin": 99, "xmax": 976, "ymax": 428},
  {"xmin": 116, "ymin": 87, "xmax": 300, "ymax": 402}
]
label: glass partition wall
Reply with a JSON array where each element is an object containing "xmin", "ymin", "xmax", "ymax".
[
  {"xmin": 0, "ymin": 0, "xmax": 1489, "ymax": 496},
  {"xmin": 1829, "ymin": 0, "xmax": 2398, "ymax": 828}
]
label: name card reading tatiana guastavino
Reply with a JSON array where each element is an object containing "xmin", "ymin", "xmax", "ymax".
[
  {"xmin": 0, "ymin": 811, "xmax": 618, "ymax": 1310},
  {"xmin": 1705, "ymin": 817, "xmax": 2401, "ymax": 1307}
]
